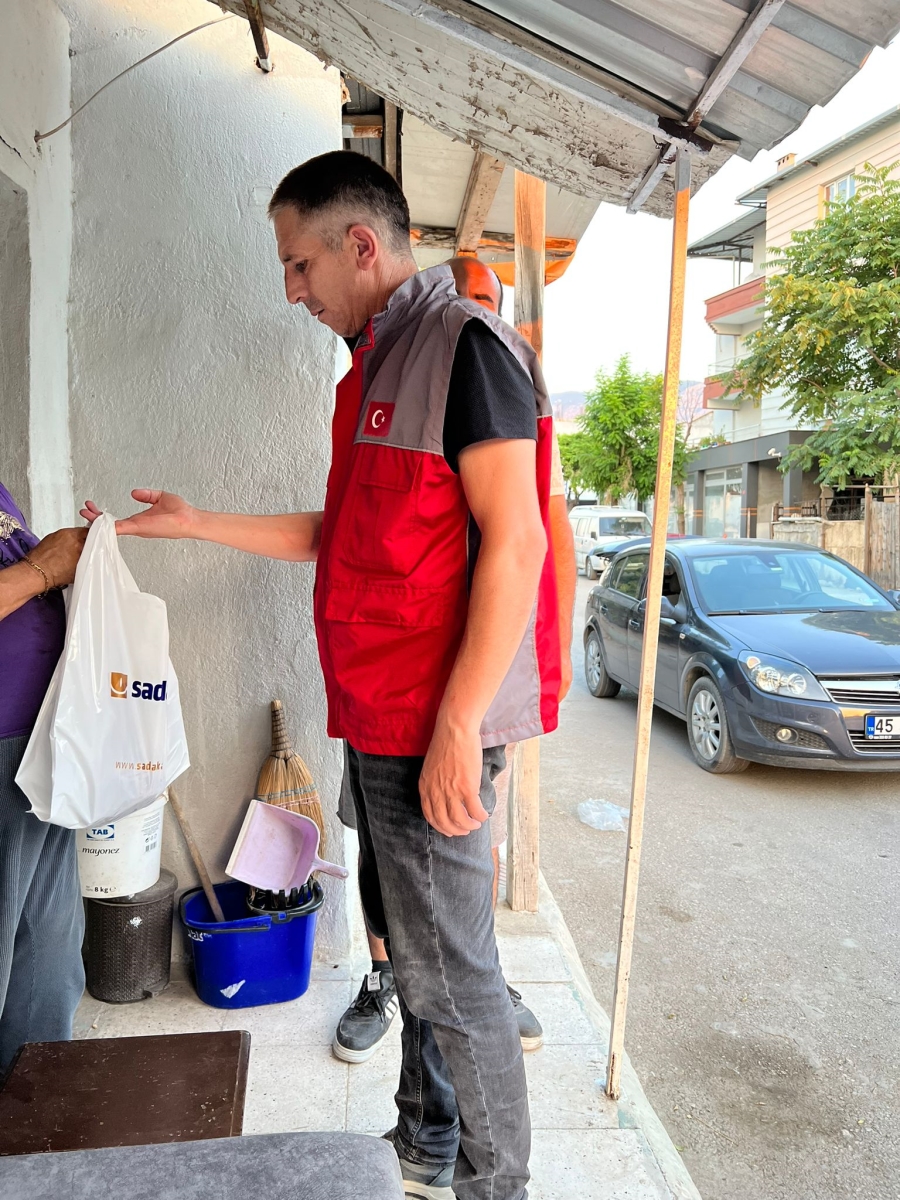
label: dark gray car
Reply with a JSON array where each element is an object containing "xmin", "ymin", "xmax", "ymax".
[{"xmin": 583, "ymin": 539, "xmax": 900, "ymax": 773}]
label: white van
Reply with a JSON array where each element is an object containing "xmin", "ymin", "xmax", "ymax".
[{"xmin": 569, "ymin": 506, "xmax": 651, "ymax": 577}]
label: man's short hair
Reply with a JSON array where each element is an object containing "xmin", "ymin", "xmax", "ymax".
[{"xmin": 269, "ymin": 150, "xmax": 413, "ymax": 256}]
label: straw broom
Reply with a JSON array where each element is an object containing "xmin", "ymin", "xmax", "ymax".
[{"xmin": 256, "ymin": 699, "xmax": 326, "ymax": 854}]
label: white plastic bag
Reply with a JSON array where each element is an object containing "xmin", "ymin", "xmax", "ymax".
[{"xmin": 16, "ymin": 513, "xmax": 189, "ymax": 828}]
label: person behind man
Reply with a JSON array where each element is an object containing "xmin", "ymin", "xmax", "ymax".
[
  {"xmin": 331, "ymin": 255, "xmax": 575, "ymax": 1067},
  {"xmin": 82, "ymin": 151, "xmax": 560, "ymax": 1200},
  {"xmin": 0, "ymin": 484, "xmax": 86, "ymax": 1072}
]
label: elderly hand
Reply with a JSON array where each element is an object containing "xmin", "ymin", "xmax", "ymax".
[
  {"xmin": 30, "ymin": 527, "xmax": 88, "ymax": 588},
  {"xmin": 81, "ymin": 490, "xmax": 196, "ymax": 539}
]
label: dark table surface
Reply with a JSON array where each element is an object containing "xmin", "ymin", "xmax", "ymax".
[
  {"xmin": 0, "ymin": 1031, "xmax": 250, "ymax": 1155},
  {"xmin": 0, "ymin": 1131, "xmax": 405, "ymax": 1200}
]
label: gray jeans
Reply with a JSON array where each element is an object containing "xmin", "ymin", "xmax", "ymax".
[
  {"xmin": 345, "ymin": 744, "xmax": 529, "ymax": 1200},
  {"xmin": 0, "ymin": 735, "xmax": 85, "ymax": 1073}
]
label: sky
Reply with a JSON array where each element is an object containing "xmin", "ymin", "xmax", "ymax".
[{"xmin": 532, "ymin": 38, "xmax": 900, "ymax": 398}]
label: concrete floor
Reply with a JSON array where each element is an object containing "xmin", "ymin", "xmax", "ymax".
[
  {"xmin": 74, "ymin": 864, "xmax": 697, "ymax": 1199},
  {"xmin": 540, "ymin": 575, "xmax": 900, "ymax": 1200}
]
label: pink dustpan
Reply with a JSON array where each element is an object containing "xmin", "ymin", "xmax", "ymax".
[{"xmin": 226, "ymin": 799, "xmax": 349, "ymax": 892}]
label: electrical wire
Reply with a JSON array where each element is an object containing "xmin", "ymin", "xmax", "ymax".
[{"xmin": 35, "ymin": 15, "xmax": 234, "ymax": 144}]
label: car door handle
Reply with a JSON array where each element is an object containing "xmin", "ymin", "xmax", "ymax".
[
  {"xmin": 628, "ymin": 618, "xmax": 641, "ymax": 630},
  {"xmin": 598, "ymin": 603, "xmax": 608, "ymax": 614}
]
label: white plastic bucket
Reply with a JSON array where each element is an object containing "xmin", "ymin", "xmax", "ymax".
[{"xmin": 77, "ymin": 796, "xmax": 166, "ymax": 898}]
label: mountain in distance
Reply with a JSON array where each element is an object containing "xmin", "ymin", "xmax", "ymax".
[{"xmin": 552, "ymin": 382, "xmax": 703, "ymax": 424}]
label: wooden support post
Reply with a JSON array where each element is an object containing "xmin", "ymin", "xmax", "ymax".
[
  {"xmin": 606, "ymin": 150, "xmax": 692, "ymax": 1101},
  {"xmin": 864, "ymin": 484, "xmax": 873, "ymax": 577},
  {"xmin": 456, "ymin": 153, "xmax": 505, "ymax": 255},
  {"xmin": 513, "ymin": 171, "xmax": 546, "ymax": 359},
  {"xmin": 506, "ymin": 170, "xmax": 546, "ymax": 914},
  {"xmin": 242, "ymin": 0, "xmax": 272, "ymax": 72},
  {"xmin": 383, "ymin": 102, "xmax": 401, "ymax": 184}
]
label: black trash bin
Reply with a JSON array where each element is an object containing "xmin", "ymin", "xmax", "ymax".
[{"xmin": 83, "ymin": 869, "xmax": 177, "ymax": 1003}]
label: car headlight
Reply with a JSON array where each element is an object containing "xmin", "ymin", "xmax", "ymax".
[{"xmin": 738, "ymin": 652, "xmax": 828, "ymax": 701}]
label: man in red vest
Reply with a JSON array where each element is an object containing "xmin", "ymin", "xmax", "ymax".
[{"xmin": 83, "ymin": 152, "xmax": 561, "ymax": 1200}]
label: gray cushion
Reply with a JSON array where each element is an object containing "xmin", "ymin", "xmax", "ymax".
[{"xmin": 0, "ymin": 1131, "xmax": 405, "ymax": 1200}]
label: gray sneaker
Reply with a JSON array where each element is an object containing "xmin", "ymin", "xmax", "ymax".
[
  {"xmin": 384, "ymin": 1130, "xmax": 455, "ymax": 1200},
  {"xmin": 508, "ymin": 985, "xmax": 543, "ymax": 1051}
]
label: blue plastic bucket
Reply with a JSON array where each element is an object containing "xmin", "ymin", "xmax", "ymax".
[{"xmin": 180, "ymin": 879, "xmax": 323, "ymax": 1008}]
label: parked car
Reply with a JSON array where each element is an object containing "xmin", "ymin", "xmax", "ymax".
[
  {"xmin": 586, "ymin": 533, "xmax": 698, "ymax": 579},
  {"xmin": 583, "ymin": 538, "xmax": 900, "ymax": 773},
  {"xmin": 569, "ymin": 506, "xmax": 651, "ymax": 577}
]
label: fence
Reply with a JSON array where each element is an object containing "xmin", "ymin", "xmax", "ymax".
[{"xmin": 771, "ymin": 486, "xmax": 900, "ymax": 589}]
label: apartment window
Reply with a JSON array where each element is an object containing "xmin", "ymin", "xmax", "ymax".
[{"xmin": 824, "ymin": 174, "xmax": 856, "ymax": 206}]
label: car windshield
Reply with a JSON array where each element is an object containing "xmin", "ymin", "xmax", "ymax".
[
  {"xmin": 597, "ymin": 515, "xmax": 650, "ymax": 536},
  {"xmin": 690, "ymin": 550, "xmax": 893, "ymax": 614}
]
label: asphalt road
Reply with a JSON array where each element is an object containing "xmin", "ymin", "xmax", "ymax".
[{"xmin": 540, "ymin": 575, "xmax": 900, "ymax": 1200}]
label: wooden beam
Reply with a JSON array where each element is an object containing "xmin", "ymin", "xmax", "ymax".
[
  {"xmin": 606, "ymin": 150, "xmax": 692, "ymax": 1102},
  {"xmin": 411, "ymin": 226, "xmax": 573, "ymax": 261},
  {"xmin": 455, "ymin": 153, "xmax": 505, "ymax": 255},
  {"xmin": 242, "ymin": 0, "xmax": 272, "ymax": 71},
  {"xmin": 383, "ymin": 101, "xmax": 401, "ymax": 183},
  {"xmin": 341, "ymin": 115, "xmax": 384, "ymax": 138},
  {"xmin": 686, "ymin": 0, "xmax": 787, "ymax": 128},
  {"xmin": 506, "ymin": 170, "xmax": 546, "ymax": 915},
  {"xmin": 507, "ymin": 740, "xmax": 540, "ymax": 913},
  {"xmin": 514, "ymin": 171, "xmax": 546, "ymax": 360}
]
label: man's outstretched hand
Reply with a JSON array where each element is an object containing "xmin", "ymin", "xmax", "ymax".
[{"xmin": 80, "ymin": 490, "xmax": 196, "ymax": 539}]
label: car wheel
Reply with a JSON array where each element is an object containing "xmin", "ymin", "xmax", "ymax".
[
  {"xmin": 686, "ymin": 677, "xmax": 749, "ymax": 774},
  {"xmin": 585, "ymin": 557, "xmax": 598, "ymax": 580},
  {"xmin": 584, "ymin": 629, "xmax": 620, "ymax": 698}
]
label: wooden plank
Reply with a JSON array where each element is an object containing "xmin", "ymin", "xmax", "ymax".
[
  {"xmin": 455, "ymin": 153, "xmax": 505, "ymax": 254},
  {"xmin": 0, "ymin": 1032, "xmax": 250, "ymax": 1153},
  {"xmin": 506, "ymin": 739, "xmax": 540, "ymax": 913},
  {"xmin": 504, "ymin": 170, "xmax": 546, "ymax": 915},
  {"xmin": 606, "ymin": 150, "xmax": 692, "ymax": 1102},
  {"xmin": 342, "ymin": 115, "xmax": 384, "ymax": 138},
  {"xmin": 383, "ymin": 102, "xmax": 401, "ymax": 182},
  {"xmin": 242, "ymin": 0, "xmax": 272, "ymax": 71},
  {"xmin": 514, "ymin": 171, "xmax": 547, "ymax": 360},
  {"xmin": 412, "ymin": 226, "xmax": 574, "ymax": 260}
]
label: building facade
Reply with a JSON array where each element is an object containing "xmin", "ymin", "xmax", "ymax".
[{"xmin": 685, "ymin": 106, "xmax": 900, "ymax": 538}]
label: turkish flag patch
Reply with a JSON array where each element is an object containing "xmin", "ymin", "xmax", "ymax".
[{"xmin": 365, "ymin": 401, "xmax": 394, "ymax": 438}]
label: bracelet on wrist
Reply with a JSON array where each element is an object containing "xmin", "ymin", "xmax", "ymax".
[{"xmin": 22, "ymin": 555, "xmax": 52, "ymax": 597}]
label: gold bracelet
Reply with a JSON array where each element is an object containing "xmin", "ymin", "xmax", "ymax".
[{"xmin": 22, "ymin": 555, "xmax": 51, "ymax": 597}]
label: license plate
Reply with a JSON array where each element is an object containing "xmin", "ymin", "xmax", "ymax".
[{"xmin": 865, "ymin": 714, "xmax": 897, "ymax": 740}]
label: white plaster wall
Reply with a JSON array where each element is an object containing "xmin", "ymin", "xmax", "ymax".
[
  {"xmin": 59, "ymin": 0, "xmax": 346, "ymax": 954},
  {"xmin": 0, "ymin": 0, "xmax": 73, "ymax": 532}
]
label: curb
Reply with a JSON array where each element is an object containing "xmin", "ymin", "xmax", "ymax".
[{"xmin": 537, "ymin": 872, "xmax": 702, "ymax": 1200}]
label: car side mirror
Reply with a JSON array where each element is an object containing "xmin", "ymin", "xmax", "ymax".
[{"xmin": 888, "ymin": 589, "xmax": 900, "ymax": 607}]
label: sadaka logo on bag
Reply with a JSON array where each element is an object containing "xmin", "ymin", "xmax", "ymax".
[{"xmin": 110, "ymin": 672, "xmax": 168, "ymax": 701}]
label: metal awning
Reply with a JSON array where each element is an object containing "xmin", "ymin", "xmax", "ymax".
[
  {"xmin": 687, "ymin": 208, "xmax": 765, "ymax": 261},
  {"xmin": 219, "ymin": 0, "xmax": 900, "ymax": 216}
]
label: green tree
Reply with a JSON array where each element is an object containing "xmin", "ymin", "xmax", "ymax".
[
  {"xmin": 576, "ymin": 355, "xmax": 689, "ymax": 503},
  {"xmin": 729, "ymin": 164, "xmax": 900, "ymax": 485},
  {"xmin": 557, "ymin": 432, "xmax": 592, "ymax": 501}
]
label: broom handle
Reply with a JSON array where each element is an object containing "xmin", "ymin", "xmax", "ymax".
[
  {"xmin": 270, "ymin": 699, "xmax": 293, "ymax": 756},
  {"xmin": 167, "ymin": 786, "xmax": 226, "ymax": 923}
]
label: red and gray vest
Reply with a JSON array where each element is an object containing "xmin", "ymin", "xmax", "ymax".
[{"xmin": 314, "ymin": 264, "xmax": 560, "ymax": 756}]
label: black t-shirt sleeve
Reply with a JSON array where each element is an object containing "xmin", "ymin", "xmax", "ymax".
[{"xmin": 442, "ymin": 319, "xmax": 538, "ymax": 473}]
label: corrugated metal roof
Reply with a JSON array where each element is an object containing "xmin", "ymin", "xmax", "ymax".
[
  {"xmin": 468, "ymin": 1, "xmax": 898, "ymax": 159},
  {"xmin": 216, "ymin": 0, "xmax": 900, "ymax": 216},
  {"xmin": 736, "ymin": 102, "xmax": 900, "ymax": 204}
]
